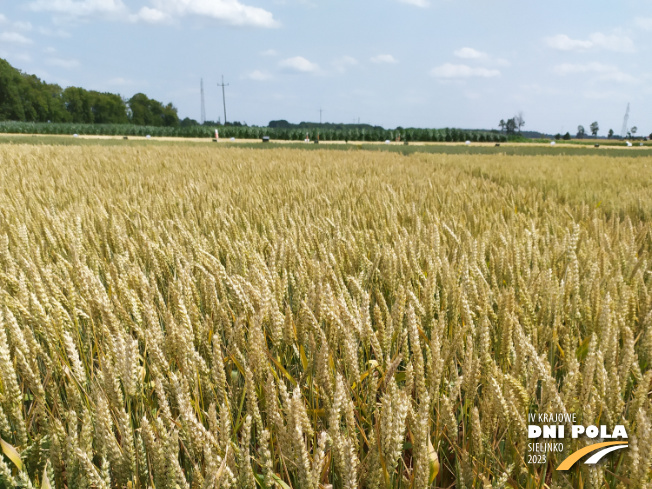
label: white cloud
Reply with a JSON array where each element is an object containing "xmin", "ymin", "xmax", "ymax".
[
  {"xmin": 28, "ymin": 0, "xmax": 278, "ymax": 27},
  {"xmin": 545, "ymin": 34, "xmax": 592, "ymax": 51},
  {"xmin": 635, "ymin": 17, "xmax": 652, "ymax": 30},
  {"xmin": 454, "ymin": 47, "xmax": 485, "ymax": 59},
  {"xmin": 333, "ymin": 55, "xmax": 358, "ymax": 72},
  {"xmin": 553, "ymin": 62, "xmax": 639, "ymax": 83},
  {"xmin": 453, "ymin": 47, "xmax": 510, "ymax": 67},
  {"xmin": 260, "ymin": 49, "xmax": 278, "ymax": 56},
  {"xmin": 131, "ymin": 7, "xmax": 170, "ymax": 23},
  {"xmin": 0, "ymin": 32, "xmax": 33, "ymax": 45},
  {"xmin": 147, "ymin": 0, "xmax": 278, "ymax": 27},
  {"xmin": 545, "ymin": 32, "xmax": 635, "ymax": 53},
  {"xmin": 28, "ymin": 0, "xmax": 128, "ymax": 17},
  {"xmin": 370, "ymin": 54, "xmax": 397, "ymax": 64},
  {"xmin": 589, "ymin": 32, "xmax": 635, "ymax": 52},
  {"xmin": 246, "ymin": 69, "xmax": 273, "ymax": 81},
  {"xmin": 430, "ymin": 63, "xmax": 500, "ymax": 79},
  {"xmin": 44, "ymin": 47, "xmax": 57, "ymax": 54},
  {"xmin": 279, "ymin": 56, "xmax": 319, "ymax": 73},
  {"xmin": 0, "ymin": 14, "xmax": 7, "ymax": 23},
  {"xmin": 396, "ymin": 0, "xmax": 429, "ymax": 6},
  {"xmin": 46, "ymin": 57, "xmax": 81, "ymax": 69}
]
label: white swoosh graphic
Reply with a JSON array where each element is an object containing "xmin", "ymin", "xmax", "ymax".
[{"xmin": 584, "ymin": 445, "xmax": 628, "ymax": 465}]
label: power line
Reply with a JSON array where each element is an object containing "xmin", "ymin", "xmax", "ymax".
[{"xmin": 217, "ymin": 76, "xmax": 229, "ymax": 125}]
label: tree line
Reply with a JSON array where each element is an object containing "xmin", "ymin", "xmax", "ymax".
[
  {"xmin": 0, "ymin": 58, "xmax": 179, "ymax": 126},
  {"xmin": 0, "ymin": 120, "xmax": 508, "ymax": 143},
  {"xmin": 562, "ymin": 122, "xmax": 642, "ymax": 140}
]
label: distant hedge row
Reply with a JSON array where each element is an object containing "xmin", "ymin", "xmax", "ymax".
[{"xmin": 0, "ymin": 121, "xmax": 507, "ymax": 142}]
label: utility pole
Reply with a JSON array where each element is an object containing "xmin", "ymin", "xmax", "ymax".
[
  {"xmin": 217, "ymin": 76, "xmax": 229, "ymax": 125},
  {"xmin": 318, "ymin": 108, "xmax": 323, "ymax": 142},
  {"xmin": 200, "ymin": 78, "xmax": 206, "ymax": 124}
]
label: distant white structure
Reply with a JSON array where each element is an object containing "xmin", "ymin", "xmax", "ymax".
[
  {"xmin": 305, "ymin": 138, "xmax": 310, "ymax": 143},
  {"xmin": 626, "ymin": 141, "xmax": 632, "ymax": 147},
  {"xmin": 230, "ymin": 137, "xmax": 235, "ymax": 141},
  {"xmin": 550, "ymin": 141, "xmax": 556, "ymax": 146},
  {"xmin": 620, "ymin": 103, "xmax": 630, "ymax": 139},
  {"xmin": 146, "ymin": 135, "xmax": 151, "ymax": 139},
  {"xmin": 465, "ymin": 140, "xmax": 470, "ymax": 145},
  {"xmin": 385, "ymin": 140, "xmax": 391, "ymax": 144}
]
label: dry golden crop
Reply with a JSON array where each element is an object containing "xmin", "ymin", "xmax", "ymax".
[{"xmin": 0, "ymin": 144, "xmax": 650, "ymax": 488}]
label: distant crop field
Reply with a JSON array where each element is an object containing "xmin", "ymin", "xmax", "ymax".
[
  {"xmin": 0, "ymin": 145, "xmax": 650, "ymax": 488},
  {"xmin": 2, "ymin": 132, "xmax": 652, "ymax": 159}
]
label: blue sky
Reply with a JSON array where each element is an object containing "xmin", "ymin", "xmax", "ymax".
[{"xmin": 0, "ymin": 0, "xmax": 650, "ymax": 135}]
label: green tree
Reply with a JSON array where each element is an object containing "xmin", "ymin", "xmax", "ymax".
[
  {"xmin": 20, "ymin": 74, "xmax": 51, "ymax": 121},
  {"xmin": 88, "ymin": 91, "xmax": 128, "ymax": 124},
  {"xmin": 63, "ymin": 87, "xmax": 93, "ymax": 123},
  {"xmin": 129, "ymin": 93, "xmax": 156, "ymax": 125},
  {"xmin": 162, "ymin": 103, "xmax": 179, "ymax": 127},
  {"xmin": 577, "ymin": 125, "xmax": 585, "ymax": 138},
  {"xmin": 0, "ymin": 58, "xmax": 26, "ymax": 120},
  {"xmin": 128, "ymin": 93, "xmax": 179, "ymax": 126},
  {"xmin": 590, "ymin": 121, "xmax": 599, "ymax": 137},
  {"xmin": 505, "ymin": 118, "xmax": 517, "ymax": 135},
  {"xmin": 180, "ymin": 117, "xmax": 200, "ymax": 127},
  {"xmin": 563, "ymin": 132, "xmax": 571, "ymax": 140},
  {"xmin": 608, "ymin": 129, "xmax": 614, "ymax": 138},
  {"xmin": 43, "ymin": 83, "xmax": 71, "ymax": 122},
  {"xmin": 269, "ymin": 119, "xmax": 292, "ymax": 128}
]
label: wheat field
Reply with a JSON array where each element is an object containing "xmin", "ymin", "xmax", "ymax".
[{"xmin": 0, "ymin": 144, "xmax": 650, "ymax": 488}]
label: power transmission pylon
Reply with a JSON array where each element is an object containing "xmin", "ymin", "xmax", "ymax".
[
  {"xmin": 217, "ymin": 76, "xmax": 229, "ymax": 125},
  {"xmin": 200, "ymin": 78, "xmax": 206, "ymax": 124},
  {"xmin": 620, "ymin": 103, "xmax": 630, "ymax": 138}
]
